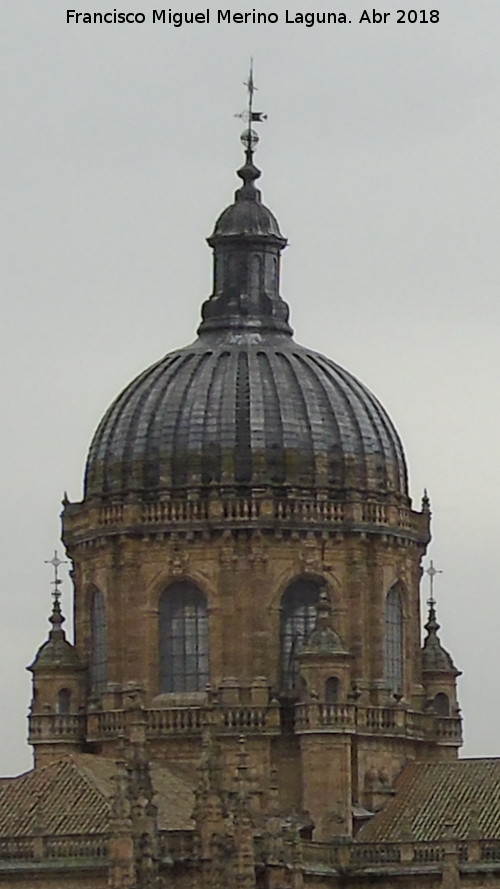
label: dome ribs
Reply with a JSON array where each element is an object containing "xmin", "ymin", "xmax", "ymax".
[
  {"xmin": 169, "ymin": 353, "xmax": 212, "ymax": 490},
  {"xmin": 306, "ymin": 353, "xmax": 369, "ymax": 493},
  {"xmin": 84, "ymin": 339, "xmax": 409, "ymax": 504},
  {"xmin": 234, "ymin": 351, "xmax": 252, "ymax": 485},
  {"xmin": 293, "ymin": 353, "xmax": 345, "ymax": 491},
  {"xmin": 138, "ymin": 354, "xmax": 191, "ymax": 493},
  {"xmin": 246, "ymin": 350, "xmax": 268, "ymax": 486},
  {"xmin": 179, "ymin": 351, "xmax": 216, "ymax": 488},
  {"xmin": 86, "ymin": 355, "xmax": 173, "ymax": 497},
  {"xmin": 218, "ymin": 349, "xmax": 239, "ymax": 486},
  {"xmin": 332, "ymin": 360, "xmax": 407, "ymax": 496},
  {"xmin": 256, "ymin": 350, "xmax": 285, "ymax": 485},
  {"xmin": 119, "ymin": 355, "xmax": 185, "ymax": 495},
  {"xmin": 201, "ymin": 351, "xmax": 229, "ymax": 487},
  {"xmin": 327, "ymin": 359, "xmax": 389, "ymax": 493},
  {"xmin": 273, "ymin": 352, "xmax": 316, "ymax": 488}
]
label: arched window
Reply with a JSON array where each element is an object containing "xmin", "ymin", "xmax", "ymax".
[
  {"xmin": 90, "ymin": 589, "xmax": 107, "ymax": 695},
  {"xmin": 325, "ymin": 677, "xmax": 340, "ymax": 703},
  {"xmin": 57, "ymin": 688, "xmax": 72, "ymax": 714},
  {"xmin": 280, "ymin": 578, "xmax": 320, "ymax": 692},
  {"xmin": 384, "ymin": 585, "xmax": 404, "ymax": 695},
  {"xmin": 159, "ymin": 582, "xmax": 209, "ymax": 693},
  {"xmin": 433, "ymin": 692, "xmax": 450, "ymax": 717}
]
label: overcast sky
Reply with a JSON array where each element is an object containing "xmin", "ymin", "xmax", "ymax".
[{"xmin": 1, "ymin": 0, "xmax": 499, "ymax": 775}]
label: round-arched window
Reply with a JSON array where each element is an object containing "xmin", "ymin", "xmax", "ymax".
[
  {"xmin": 384, "ymin": 584, "xmax": 404, "ymax": 695},
  {"xmin": 280, "ymin": 578, "xmax": 321, "ymax": 692},
  {"xmin": 57, "ymin": 688, "xmax": 72, "ymax": 715},
  {"xmin": 433, "ymin": 692, "xmax": 450, "ymax": 717},
  {"xmin": 159, "ymin": 582, "xmax": 209, "ymax": 693},
  {"xmin": 325, "ymin": 677, "xmax": 340, "ymax": 703}
]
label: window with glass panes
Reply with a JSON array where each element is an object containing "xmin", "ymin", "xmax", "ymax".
[
  {"xmin": 159, "ymin": 582, "xmax": 209, "ymax": 693},
  {"xmin": 280, "ymin": 579, "xmax": 320, "ymax": 692},
  {"xmin": 384, "ymin": 585, "xmax": 403, "ymax": 694}
]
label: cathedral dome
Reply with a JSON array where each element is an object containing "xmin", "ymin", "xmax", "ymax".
[
  {"xmin": 84, "ymin": 136, "xmax": 408, "ymax": 504},
  {"xmin": 84, "ymin": 333, "xmax": 407, "ymax": 500}
]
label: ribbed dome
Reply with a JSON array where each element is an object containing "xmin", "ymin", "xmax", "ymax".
[
  {"xmin": 213, "ymin": 200, "xmax": 283, "ymax": 239},
  {"xmin": 85, "ymin": 332, "xmax": 407, "ymax": 500},
  {"xmin": 84, "ymin": 133, "xmax": 408, "ymax": 504}
]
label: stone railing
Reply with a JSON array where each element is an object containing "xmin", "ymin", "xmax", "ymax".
[
  {"xmin": 295, "ymin": 702, "xmax": 356, "ymax": 731},
  {"xmin": 294, "ymin": 704, "xmax": 462, "ymax": 745},
  {"xmin": 64, "ymin": 494, "xmax": 429, "ymax": 544},
  {"xmin": 301, "ymin": 838, "xmax": 498, "ymax": 871},
  {"xmin": 28, "ymin": 713, "xmax": 86, "ymax": 744},
  {"xmin": 29, "ymin": 704, "xmax": 461, "ymax": 747},
  {"xmin": 0, "ymin": 834, "xmax": 109, "ymax": 862},
  {"xmin": 158, "ymin": 830, "xmax": 196, "ymax": 862},
  {"xmin": 147, "ymin": 707, "xmax": 204, "ymax": 735},
  {"xmin": 435, "ymin": 716, "xmax": 463, "ymax": 744},
  {"xmin": 0, "ymin": 831, "xmax": 196, "ymax": 866}
]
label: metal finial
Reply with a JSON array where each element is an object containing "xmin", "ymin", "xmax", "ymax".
[
  {"xmin": 235, "ymin": 60, "xmax": 267, "ymax": 157},
  {"xmin": 425, "ymin": 559, "xmax": 442, "ymax": 607},
  {"xmin": 44, "ymin": 549, "xmax": 67, "ymax": 605}
]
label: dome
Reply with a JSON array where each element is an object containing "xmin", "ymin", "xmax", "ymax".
[
  {"xmin": 422, "ymin": 603, "xmax": 460, "ymax": 675},
  {"xmin": 84, "ymin": 140, "xmax": 408, "ymax": 505},
  {"xmin": 85, "ymin": 332, "xmax": 407, "ymax": 500},
  {"xmin": 212, "ymin": 200, "xmax": 283, "ymax": 239}
]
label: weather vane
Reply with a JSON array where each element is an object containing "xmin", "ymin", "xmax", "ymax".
[
  {"xmin": 44, "ymin": 549, "xmax": 67, "ymax": 604},
  {"xmin": 234, "ymin": 60, "xmax": 267, "ymax": 155},
  {"xmin": 425, "ymin": 559, "xmax": 442, "ymax": 606}
]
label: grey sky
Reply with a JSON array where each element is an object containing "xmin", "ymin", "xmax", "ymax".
[{"xmin": 1, "ymin": 0, "xmax": 498, "ymax": 774}]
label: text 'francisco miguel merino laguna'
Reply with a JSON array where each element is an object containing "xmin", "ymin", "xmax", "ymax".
[{"xmin": 67, "ymin": 8, "xmax": 355, "ymax": 25}]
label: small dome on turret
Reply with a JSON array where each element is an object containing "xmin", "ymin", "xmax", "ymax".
[
  {"xmin": 212, "ymin": 199, "xmax": 283, "ymax": 240},
  {"xmin": 422, "ymin": 601, "xmax": 460, "ymax": 676},
  {"xmin": 28, "ymin": 596, "xmax": 81, "ymax": 673},
  {"xmin": 302, "ymin": 590, "xmax": 349, "ymax": 655}
]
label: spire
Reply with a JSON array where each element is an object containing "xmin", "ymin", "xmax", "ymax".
[
  {"xmin": 234, "ymin": 60, "xmax": 267, "ymax": 203},
  {"xmin": 422, "ymin": 562, "xmax": 460, "ymax": 675},
  {"xmin": 28, "ymin": 550, "xmax": 81, "ymax": 672},
  {"xmin": 198, "ymin": 64, "xmax": 292, "ymax": 337},
  {"xmin": 421, "ymin": 488, "xmax": 431, "ymax": 513},
  {"xmin": 302, "ymin": 587, "xmax": 349, "ymax": 654},
  {"xmin": 44, "ymin": 550, "xmax": 68, "ymax": 639}
]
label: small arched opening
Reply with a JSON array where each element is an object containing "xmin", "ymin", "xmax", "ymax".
[
  {"xmin": 57, "ymin": 688, "xmax": 72, "ymax": 715},
  {"xmin": 325, "ymin": 676, "xmax": 340, "ymax": 703},
  {"xmin": 433, "ymin": 692, "xmax": 450, "ymax": 717}
]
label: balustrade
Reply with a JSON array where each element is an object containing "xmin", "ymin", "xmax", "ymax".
[
  {"xmin": 96, "ymin": 710, "xmax": 125, "ymax": 735},
  {"xmin": 44, "ymin": 835, "xmax": 108, "ymax": 859},
  {"xmin": 27, "ymin": 703, "xmax": 461, "ymax": 747},
  {"xmin": 147, "ymin": 707, "xmax": 203, "ymax": 734},
  {"xmin": 435, "ymin": 716, "xmax": 462, "ymax": 742},
  {"xmin": 91, "ymin": 493, "xmax": 421, "ymax": 534},
  {"xmin": 0, "ymin": 838, "xmax": 34, "ymax": 860},
  {"xmin": 28, "ymin": 713, "xmax": 85, "ymax": 741},
  {"xmin": 0, "ymin": 834, "xmax": 108, "ymax": 862},
  {"xmin": 349, "ymin": 842, "xmax": 401, "ymax": 864},
  {"xmin": 158, "ymin": 830, "xmax": 196, "ymax": 861}
]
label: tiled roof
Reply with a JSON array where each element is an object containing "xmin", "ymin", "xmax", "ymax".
[
  {"xmin": 359, "ymin": 758, "xmax": 500, "ymax": 842},
  {"xmin": 0, "ymin": 754, "xmax": 194, "ymax": 838}
]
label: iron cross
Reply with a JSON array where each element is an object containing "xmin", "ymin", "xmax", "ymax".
[
  {"xmin": 44, "ymin": 550, "xmax": 67, "ymax": 603},
  {"xmin": 425, "ymin": 560, "xmax": 442, "ymax": 605}
]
